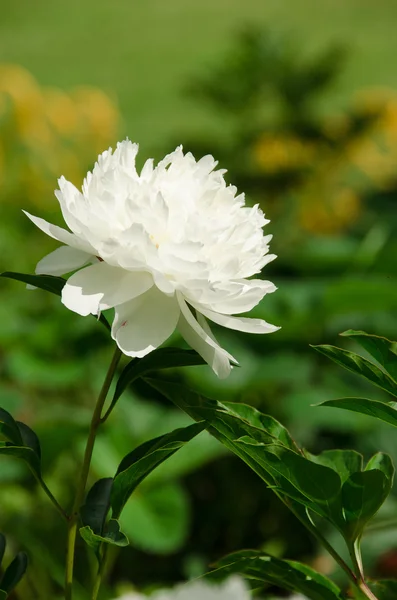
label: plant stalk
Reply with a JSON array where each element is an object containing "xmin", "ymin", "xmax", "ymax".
[
  {"xmin": 30, "ymin": 469, "xmax": 68, "ymax": 521},
  {"xmin": 91, "ymin": 544, "xmax": 109, "ymax": 600},
  {"xmin": 64, "ymin": 347, "xmax": 122, "ymax": 600},
  {"xmin": 348, "ymin": 539, "xmax": 379, "ymax": 600}
]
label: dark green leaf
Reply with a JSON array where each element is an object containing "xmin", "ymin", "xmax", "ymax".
[
  {"xmin": 222, "ymin": 402, "xmax": 298, "ymax": 451},
  {"xmin": 16, "ymin": 422, "xmax": 41, "ymax": 460},
  {"xmin": 1, "ymin": 272, "xmax": 110, "ymax": 330},
  {"xmin": 111, "ymin": 422, "xmax": 206, "ymax": 517},
  {"xmin": 0, "ymin": 534, "xmax": 6, "ymax": 567},
  {"xmin": 341, "ymin": 330, "xmax": 397, "ymax": 382},
  {"xmin": 319, "ymin": 397, "xmax": 397, "ymax": 428},
  {"xmin": 79, "ymin": 519, "xmax": 129, "ymax": 555},
  {"xmin": 211, "ymin": 550, "xmax": 344, "ymax": 600},
  {"xmin": 341, "ymin": 453, "xmax": 394, "ymax": 540},
  {"xmin": 144, "ymin": 378, "xmax": 341, "ymax": 529},
  {"xmin": 0, "ymin": 444, "xmax": 41, "ymax": 478},
  {"xmin": 80, "ymin": 478, "xmax": 113, "ymax": 536},
  {"xmin": 0, "ymin": 408, "xmax": 23, "ymax": 446},
  {"xmin": 236, "ymin": 437, "xmax": 342, "ymax": 508},
  {"xmin": 312, "ymin": 344, "xmax": 397, "ymax": 398},
  {"xmin": 108, "ymin": 348, "xmax": 206, "ymax": 418},
  {"xmin": 370, "ymin": 580, "xmax": 397, "ymax": 600},
  {"xmin": 1, "ymin": 272, "xmax": 65, "ymax": 295},
  {"xmin": 0, "ymin": 552, "xmax": 28, "ymax": 593}
]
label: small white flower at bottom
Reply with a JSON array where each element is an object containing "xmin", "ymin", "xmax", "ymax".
[{"xmin": 115, "ymin": 576, "xmax": 251, "ymax": 600}]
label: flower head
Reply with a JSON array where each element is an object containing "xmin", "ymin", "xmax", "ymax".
[
  {"xmin": 115, "ymin": 576, "xmax": 250, "ymax": 600},
  {"xmin": 25, "ymin": 141, "xmax": 278, "ymax": 377}
]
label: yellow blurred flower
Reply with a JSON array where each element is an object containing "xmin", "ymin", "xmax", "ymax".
[
  {"xmin": 299, "ymin": 188, "xmax": 360, "ymax": 235},
  {"xmin": 0, "ymin": 63, "xmax": 120, "ymax": 208},
  {"xmin": 254, "ymin": 133, "xmax": 315, "ymax": 173}
]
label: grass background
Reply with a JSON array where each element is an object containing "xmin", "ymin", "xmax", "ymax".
[{"xmin": 1, "ymin": 0, "xmax": 397, "ymax": 155}]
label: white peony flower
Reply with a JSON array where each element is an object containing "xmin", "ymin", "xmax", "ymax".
[
  {"xmin": 115, "ymin": 576, "xmax": 251, "ymax": 600},
  {"xmin": 25, "ymin": 141, "xmax": 278, "ymax": 377}
]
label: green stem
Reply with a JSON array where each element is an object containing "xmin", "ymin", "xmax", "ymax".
[
  {"xmin": 287, "ymin": 502, "xmax": 356, "ymax": 583},
  {"xmin": 64, "ymin": 347, "xmax": 122, "ymax": 600},
  {"xmin": 91, "ymin": 544, "xmax": 109, "ymax": 600},
  {"xmin": 29, "ymin": 467, "xmax": 68, "ymax": 521},
  {"xmin": 348, "ymin": 539, "xmax": 379, "ymax": 600}
]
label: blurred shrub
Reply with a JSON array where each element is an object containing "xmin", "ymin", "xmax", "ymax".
[
  {"xmin": 0, "ymin": 64, "xmax": 120, "ymax": 208},
  {"xmin": 184, "ymin": 29, "xmax": 397, "ymax": 238}
]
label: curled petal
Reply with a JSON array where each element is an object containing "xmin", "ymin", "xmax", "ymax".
[
  {"xmin": 193, "ymin": 304, "xmax": 280, "ymax": 334},
  {"xmin": 176, "ymin": 293, "xmax": 236, "ymax": 379}
]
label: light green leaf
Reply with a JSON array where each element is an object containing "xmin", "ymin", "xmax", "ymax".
[
  {"xmin": 319, "ymin": 397, "xmax": 397, "ymax": 428},
  {"xmin": 341, "ymin": 330, "xmax": 397, "ymax": 382},
  {"xmin": 211, "ymin": 550, "xmax": 344, "ymax": 600},
  {"xmin": 111, "ymin": 422, "xmax": 205, "ymax": 517},
  {"xmin": 79, "ymin": 519, "xmax": 129, "ymax": 554},
  {"xmin": 312, "ymin": 344, "xmax": 397, "ymax": 398},
  {"xmin": 120, "ymin": 482, "xmax": 189, "ymax": 554}
]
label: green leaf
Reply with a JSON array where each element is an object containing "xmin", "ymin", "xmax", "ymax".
[
  {"xmin": 80, "ymin": 478, "xmax": 113, "ymax": 536},
  {"xmin": 144, "ymin": 378, "xmax": 342, "ymax": 528},
  {"xmin": 79, "ymin": 519, "xmax": 129, "ymax": 555},
  {"xmin": 108, "ymin": 348, "xmax": 206, "ymax": 418},
  {"xmin": 319, "ymin": 397, "xmax": 397, "ymax": 428},
  {"xmin": 341, "ymin": 330, "xmax": 397, "ymax": 382},
  {"xmin": 1, "ymin": 272, "xmax": 110, "ymax": 330},
  {"xmin": 0, "ymin": 534, "xmax": 5, "ymax": 567},
  {"xmin": 312, "ymin": 344, "xmax": 397, "ymax": 398},
  {"xmin": 341, "ymin": 453, "xmax": 394, "ymax": 540},
  {"xmin": 16, "ymin": 422, "xmax": 41, "ymax": 461},
  {"xmin": 1, "ymin": 272, "xmax": 65, "ymax": 295},
  {"xmin": 236, "ymin": 437, "xmax": 342, "ymax": 506},
  {"xmin": 111, "ymin": 422, "xmax": 206, "ymax": 517},
  {"xmin": 0, "ymin": 552, "xmax": 28, "ymax": 594},
  {"xmin": 0, "ymin": 408, "xmax": 23, "ymax": 446},
  {"xmin": 0, "ymin": 444, "xmax": 41, "ymax": 478},
  {"xmin": 308, "ymin": 449, "xmax": 363, "ymax": 483},
  {"xmin": 370, "ymin": 580, "xmax": 397, "ymax": 600},
  {"xmin": 222, "ymin": 402, "xmax": 298, "ymax": 451},
  {"xmin": 0, "ymin": 412, "xmax": 42, "ymax": 477},
  {"xmin": 211, "ymin": 550, "xmax": 344, "ymax": 600}
]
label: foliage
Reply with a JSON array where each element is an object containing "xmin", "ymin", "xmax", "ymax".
[{"xmin": 1, "ymin": 22, "xmax": 397, "ymax": 600}]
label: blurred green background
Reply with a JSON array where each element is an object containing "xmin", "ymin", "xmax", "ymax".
[{"xmin": 1, "ymin": 1, "xmax": 397, "ymax": 598}]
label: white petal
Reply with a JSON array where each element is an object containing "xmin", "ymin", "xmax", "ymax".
[
  {"xmin": 35, "ymin": 246, "xmax": 94, "ymax": 276},
  {"xmin": 23, "ymin": 211, "xmax": 95, "ymax": 254},
  {"xmin": 111, "ymin": 286, "xmax": 180, "ymax": 358},
  {"xmin": 62, "ymin": 262, "xmax": 153, "ymax": 316},
  {"xmin": 176, "ymin": 293, "xmax": 234, "ymax": 379},
  {"xmin": 207, "ymin": 279, "xmax": 277, "ymax": 315},
  {"xmin": 193, "ymin": 304, "xmax": 280, "ymax": 334}
]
